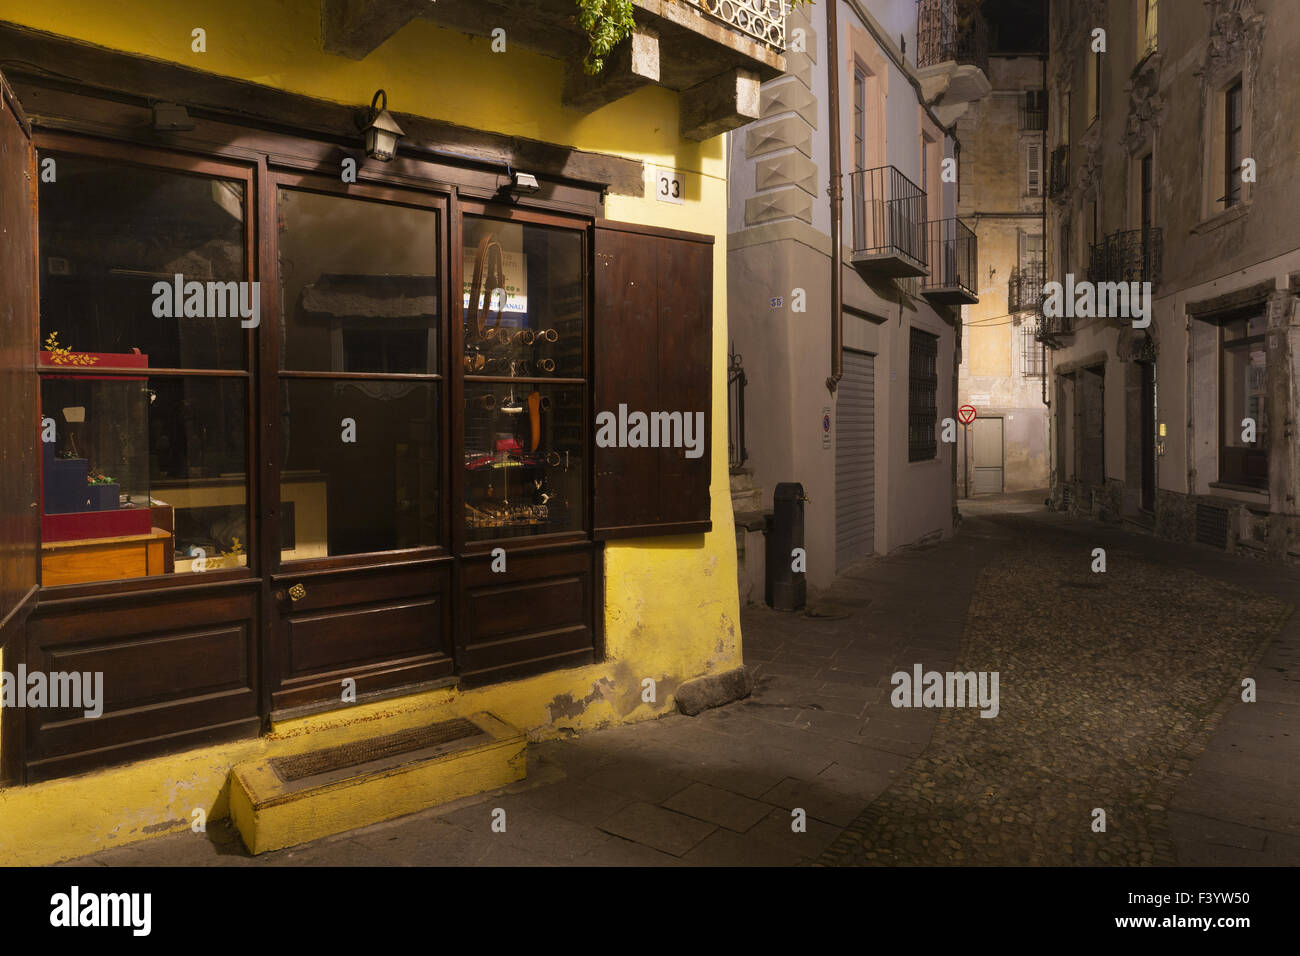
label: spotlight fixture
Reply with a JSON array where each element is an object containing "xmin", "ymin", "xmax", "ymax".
[
  {"xmin": 499, "ymin": 169, "xmax": 541, "ymax": 200},
  {"xmin": 152, "ymin": 102, "xmax": 194, "ymax": 131},
  {"xmin": 362, "ymin": 89, "xmax": 404, "ymax": 162}
]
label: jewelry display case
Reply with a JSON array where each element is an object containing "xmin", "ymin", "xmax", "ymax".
[{"xmin": 460, "ymin": 214, "xmax": 586, "ymax": 543}]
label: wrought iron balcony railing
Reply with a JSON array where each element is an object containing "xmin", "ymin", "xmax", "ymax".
[
  {"xmin": 1008, "ymin": 264, "xmax": 1045, "ymax": 314},
  {"xmin": 1087, "ymin": 227, "xmax": 1162, "ymax": 286},
  {"xmin": 849, "ymin": 165, "xmax": 928, "ymax": 277},
  {"xmin": 1048, "ymin": 145, "xmax": 1070, "ymax": 201},
  {"xmin": 915, "ymin": 0, "xmax": 990, "ymax": 74},
  {"xmin": 1036, "ymin": 309, "xmax": 1074, "ymax": 339},
  {"xmin": 685, "ymin": 0, "xmax": 786, "ymax": 53},
  {"xmin": 920, "ymin": 218, "xmax": 978, "ymax": 304}
]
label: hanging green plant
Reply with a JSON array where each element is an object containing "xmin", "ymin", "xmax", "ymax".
[
  {"xmin": 577, "ymin": 1, "xmax": 815, "ymax": 76},
  {"xmin": 577, "ymin": 0, "xmax": 636, "ymax": 75}
]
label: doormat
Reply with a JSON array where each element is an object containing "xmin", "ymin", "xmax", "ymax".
[{"xmin": 271, "ymin": 718, "xmax": 485, "ymax": 782}]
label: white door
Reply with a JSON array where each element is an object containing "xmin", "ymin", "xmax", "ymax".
[{"xmin": 972, "ymin": 416, "xmax": 1004, "ymax": 494}]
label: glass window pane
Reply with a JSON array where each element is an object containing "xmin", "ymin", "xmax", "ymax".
[
  {"xmin": 38, "ymin": 154, "xmax": 248, "ymax": 370},
  {"xmin": 278, "ymin": 189, "xmax": 440, "ymax": 374},
  {"xmin": 40, "ymin": 374, "xmax": 249, "ymax": 584},
  {"xmin": 462, "ymin": 216, "xmax": 583, "ymax": 380},
  {"xmin": 463, "ymin": 382, "xmax": 584, "ymax": 542},
  {"xmin": 280, "ymin": 380, "xmax": 439, "ymax": 560},
  {"xmin": 1223, "ymin": 342, "xmax": 1267, "ymax": 451}
]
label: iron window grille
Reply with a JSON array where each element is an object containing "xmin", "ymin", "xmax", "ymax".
[
  {"xmin": 909, "ymin": 327, "xmax": 939, "ymax": 462},
  {"xmin": 1021, "ymin": 90, "xmax": 1047, "ymax": 130},
  {"xmin": 727, "ymin": 347, "xmax": 748, "ymax": 474},
  {"xmin": 1021, "ymin": 325, "xmax": 1045, "ymax": 377}
]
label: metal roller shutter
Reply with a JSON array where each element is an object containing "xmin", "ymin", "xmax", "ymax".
[{"xmin": 836, "ymin": 349, "xmax": 875, "ymax": 572}]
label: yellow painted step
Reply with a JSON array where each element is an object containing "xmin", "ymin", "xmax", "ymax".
[{"xmin": 230, "ymin": 712, "xmax": 525, "ymax": 855}]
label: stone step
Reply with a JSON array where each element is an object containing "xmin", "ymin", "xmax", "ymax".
[
  {"xmin": 731, "ymin": 486, "xmax": 764, "ymax": 512},
  {"xmin": 229, "ymin": 712, "xmax": 525, "ymax": 855}
]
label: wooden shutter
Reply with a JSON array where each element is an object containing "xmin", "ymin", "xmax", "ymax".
[
  {"xmin": 0, "ymin": 70, "xmax": 39, "ymax": 784},
  {"xmin": 1026, "ymin": 143, "xmax": 1043, "ymax": 196},
  {"xmin": 592, "ymin": 220, "xmax": 713, "ymax": 539}
]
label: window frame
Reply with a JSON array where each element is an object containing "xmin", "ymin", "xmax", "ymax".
[
  {"xmin": 33, "ymin": 132, "xmax": 261, "ymax": 597},
  {"xmin": 1223, "ymin": 80, "xmax": 1244, "ymax": 208},
  {"xmin": 1217, "ymin": 311, "xmax": 1268, "ymax": 489},
  {"xmin": 267, "ymin": 170, "xmax": 451, "ymax": 574},
  {"xmin": 454, "ymin": 199, "xmax": 592, "ymax": 556},
  {"xmin": 1026, "ymin": 142, "xmax": 1044, "ymax": 197}
]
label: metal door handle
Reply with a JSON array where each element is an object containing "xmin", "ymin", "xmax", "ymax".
[{"xmin": 288, "ymin": 583, "xmax": 307, "ymax": 602}]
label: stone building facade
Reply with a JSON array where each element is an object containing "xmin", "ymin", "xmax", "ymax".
[{"xmin": 1043, "ymin": 0, "xmax": 1300, "ymax": 559}]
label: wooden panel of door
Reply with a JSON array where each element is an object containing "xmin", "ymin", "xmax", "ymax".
[
  {"xmin": 456, "ymin": 545, "xmax": 595, "ymax": 687},
  {"xmin": 25, "ymin": 585, "xmax": 260, "ymax": 780},
  {"xmin": 269, "ymin": 560, "xmax": 454, "ymax": 711}
]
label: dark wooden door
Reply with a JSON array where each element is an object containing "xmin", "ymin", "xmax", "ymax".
[
  {"xmin": 263, "ymin": 174, "xmax": 455, "ymax": 714},
  {"xmin": 1140, "ymin": 361, "xmax": 1155, "ymax": 512},
  {"xmin": 0, "ymin": 69, "xmax": 39, "ymax": 783}
]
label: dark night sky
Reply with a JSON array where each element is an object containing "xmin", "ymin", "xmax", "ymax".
[{"xmin": 982, "ymin": 0, "xmax": 1048, "ymax": 53}]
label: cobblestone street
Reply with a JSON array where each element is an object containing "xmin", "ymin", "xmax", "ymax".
[{"xmin": 71, "ymin": 493, "xmax": 1300, "ymax": 867}]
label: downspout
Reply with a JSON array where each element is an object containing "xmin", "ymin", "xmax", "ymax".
[
  {"xmin": 1040, "ymin": 0, "xmax": 1049, "ymax": 411},
  {"xmin": 826, "ymin": 0, "xmax": 844, "ymax": 393}
]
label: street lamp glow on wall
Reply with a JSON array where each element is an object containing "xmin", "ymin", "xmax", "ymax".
[{"xmin": 362, "ymin": 89, "xmax": 404, "ymax": 162}]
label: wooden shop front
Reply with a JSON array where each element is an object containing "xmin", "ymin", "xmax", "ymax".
[{"xmin": 0, "ymin": 34, "xmax": 712, "ymax": 784}]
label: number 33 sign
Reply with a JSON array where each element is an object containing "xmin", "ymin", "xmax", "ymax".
[{"xmin": 654, "ymin": 166, "xmax": 685, "ymax": 205}]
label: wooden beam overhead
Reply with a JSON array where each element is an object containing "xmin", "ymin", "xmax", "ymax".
[
  {"xmin": 562, "ymin": 27, "xmax": 660, "ymax": 113},
  {"xmin": 679, "ymin": 68, "xmax": 760, "ymax": 142},
  {"xmin": 322, "ymin": 0, "xmax": 430, "ymax": 60}
]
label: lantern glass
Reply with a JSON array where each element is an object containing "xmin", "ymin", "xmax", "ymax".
[{"xmin": 366, "ymin": 127, "xmax": 398, "ymax": 162}]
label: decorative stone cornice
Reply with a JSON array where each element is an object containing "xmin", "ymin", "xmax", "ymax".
[
  {"xmin": 1196, "ymin": 0, "xmax": 1265, "ymax": 86},
  {"xmin": 1121, "ymin": 51, "xmax": 1164, "ymax": 152},
  {"xmin": 1077, "ymin": 120, "xmax": 1103, "ymax": 198}
]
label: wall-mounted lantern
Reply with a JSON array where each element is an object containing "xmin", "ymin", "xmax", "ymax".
[{"xmin": 362, "ymin": 89, "xmax": 404, "ymax": 162}]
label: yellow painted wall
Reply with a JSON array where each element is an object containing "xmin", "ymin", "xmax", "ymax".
[{"xmin": 0, "ymin": 1, "xmax": 741, "ymax": 864}]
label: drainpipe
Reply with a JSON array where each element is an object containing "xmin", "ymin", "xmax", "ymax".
[
  {"xmin": 1041, "ymin": 0, "xmax": 1052, "ymax": 506},
  {"xmin": 1040, "ymin": 1, "xmax": 1049, "ymax": 412},
  {"xmin": 825, "ymin": 0, "xmax": 844, "ymax": 393}
]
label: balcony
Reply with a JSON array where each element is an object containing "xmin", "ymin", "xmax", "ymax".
[
  {"xmin": 322, "ymin": 0, "xmax": 786, "ymax": 140},
  {"xmin": 849, "ymin": 166, "xmax": 928, "ymax": 279},
  {"xmin": 1048, "ymin": 145, "xmax": 1070, "ymax": 202},
  {"xmin": 916, "ymin": 0, "xmax": 989, "ymax": 73},
  {"xmin": 1036, "ymin": 308, "xmax": 1074, "ymax": 345},
  {"xmin": 1008, "ymin": 264, "xmax": 1045, "ymax": 315},
  {"xmin": 920, "ymin": 218, "xmax": 978, "ymax": 304},
  {"xmin": 1087, "ymin": 228, "xmax": 1162, "ymax": 286},
  {"xmin": 914, "ymin": 0, "xmax": 991, "ymax": 125}
]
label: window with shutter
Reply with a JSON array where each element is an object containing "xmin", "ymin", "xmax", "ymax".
[
  {"xmin": 592, "ymin": 220, "xmax": 713, "ymax": 539},
  {"xmin": 1026, "ymin": 143, "xmax": 1043, "ymax": 196}
]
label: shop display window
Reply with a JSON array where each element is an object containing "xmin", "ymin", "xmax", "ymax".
[
  {"xmin": 36, "ymin": 149, "xmax": 252, "ymax": 586},
  {"xmin": 461, "ymin": 214, "xmax": 586, "ymax": 542}
]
